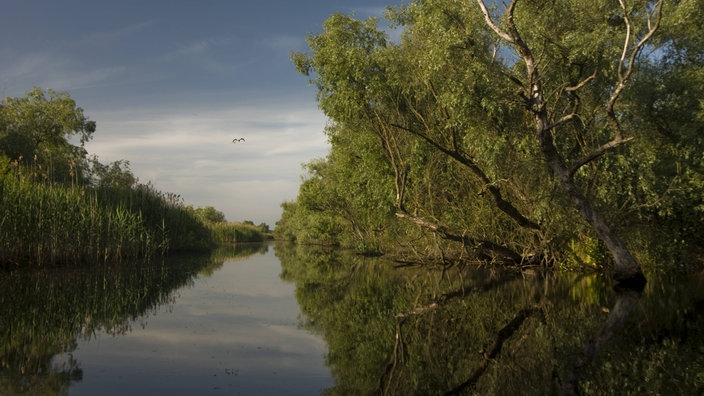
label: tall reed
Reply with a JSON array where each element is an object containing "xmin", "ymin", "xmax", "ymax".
[{"xmin": 0, "ymin": 167, "xmax": 215, "ymax": 267}]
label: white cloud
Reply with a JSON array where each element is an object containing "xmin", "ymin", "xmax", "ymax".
[
  {"xmin": 2, "ymin": 51, "xmax": 59, "ymax": 81},
  {"xmin": 50, "ymin": 65, "xmax": 129, "ymax": 91},
  {"xmin": 0, "ymin": 2, "xmax": 344, "ymax": 227},
  {"xmin": 0, "ymin": 21, "xmax": 156, "ymax": 94}
]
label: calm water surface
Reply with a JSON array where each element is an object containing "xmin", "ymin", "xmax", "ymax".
[
  {"xmin": 2, "ymin": 244, "xmax": 703, "ymax": 395},
  {"xmin": 67, "ymin": 249, "xmax": 331, "ymax": 395},
  {"xmin": 1, "ymin": 245, "xmax": 332, "ymax": 395}
]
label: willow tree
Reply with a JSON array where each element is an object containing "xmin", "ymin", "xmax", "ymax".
[
  {"xmin": 473, "ymin": 0, "xmax": 666, "ymax": 282},
  {"xmin": 292, "ymin": 0, "xmax": 702, "ymax": 281}
]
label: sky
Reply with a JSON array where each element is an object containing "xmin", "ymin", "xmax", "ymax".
[{"xmin": 0, "ymin": 0, "xmax": 399, "ymax": 227}]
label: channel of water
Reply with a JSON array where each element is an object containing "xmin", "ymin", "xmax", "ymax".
[
  {"xmin": 1, "ymin": 244, "xmax": 333, "ymax": 395},
  {"xmin": 2, "ymin": 243, "xmax": 702, "ymax": 395}
]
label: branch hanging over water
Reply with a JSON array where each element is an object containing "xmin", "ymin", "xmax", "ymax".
[
  {"xmin": 390, "ymin": 122, "xmax": 541, "ymax": 231},
  {"xmin": 395, "ymin": 210, "xmax": 524, "ymax": 263}
]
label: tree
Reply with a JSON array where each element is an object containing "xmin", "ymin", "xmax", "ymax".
[
  {"xmin": 291, "ymin": 0, "xmax": 703, "ymax": 279},
  {"xmin": 194, "ymin": 206, "xmax": 226, "ymax": 223},
  {"xmin": 294, "ymin": 9, "xmax": 553, "ymax": 263},
  {"xmin": 0, "ymin": 87, "xmax": 96, "ymax": 183},
  {"xmin": 474, "ymin": 0, "xmax": 665, "ymax": 281},
  {"xmin": 256, "ymin": 222, "xmax": 270, "ymax": 233},
  {"xmin": 89, "ymin": 158, "xmax": 138, "ymax": 189}
]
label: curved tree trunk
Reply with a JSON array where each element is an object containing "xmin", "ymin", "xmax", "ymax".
[
  {"xmin": 536, "ymin": 116, "xmax": 644, "ymax": 281},
  {"xmin": 475, "ymin": 0, "xmax": 656, "ymax": 283}
]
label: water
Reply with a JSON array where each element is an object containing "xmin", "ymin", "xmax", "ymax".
[
  {"xmin": 275, "ymin": 244, "xmax": 704, "ymax": 395},
  {"xmin": 0, "ymin": 244, "xmax": 332, "ymax": 395},
  {"xmin": 2, "ymin": 243, "xmax": 703, "ymax": 395}
]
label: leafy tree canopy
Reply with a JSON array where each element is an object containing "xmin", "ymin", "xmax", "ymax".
[
  {"xmin": 194, "ymin": 206, "xmax": 227, "ymax": 223},
  {"xmin": 0, "ymin": 87, "xmax": 96, "ymax": 183},
  {"xmin": 282, "ymin": 0, "xmax": 704, "ymax": 275}
]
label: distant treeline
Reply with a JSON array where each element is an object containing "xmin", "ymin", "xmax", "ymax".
[
  {"xmin": 0, "ymin": 88, "xmax": 268, "ymax": 267},
  {"xmin": 209, "ymin": 221, "xmax": 273, "ymax": 245}
]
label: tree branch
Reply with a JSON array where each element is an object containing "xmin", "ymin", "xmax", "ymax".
[
  {"xmin": 545, "ymin": 113, "xmax": 580, "ymax": 132},
  {"xmin": 391, "ymin": 122, "xmax": 541, "ymax": 230},
  {"xmin": 475, "ymin": 0, "xmax": 516, "ymax": 44},
  {"xmin": 394, "ymin": 302, "xmax": 439, "ymax": 319},
  {"xmin": 569, "ymin": 136, "xmax": 635, "ymax": 177},
  {"xmin": 565, "ymin": 71, "xmax": 597, "ymax": 92},
  {"xmin": 445, "ymin": 306, "xmax": 542, "ymax": 395},
  {"xmin": 607, "ymin": 0, "xmax": 663, "ymax": 139},
  {"xmin": 395, "ymin": 210, "xmax": 524, "ymax": 263}
]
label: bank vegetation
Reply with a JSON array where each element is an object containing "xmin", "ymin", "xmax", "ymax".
[
  {"xmin": 0, "ymin": 88, "xmax": 266, "ymax": 267},
  {"xmin": 276, "ymin": 0, "xmax": 704, "ymax": 280}
]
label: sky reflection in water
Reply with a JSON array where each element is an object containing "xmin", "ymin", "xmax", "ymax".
[{"xmin": 62, "ymin": 249, "xmax": 332, "ymax": 395}]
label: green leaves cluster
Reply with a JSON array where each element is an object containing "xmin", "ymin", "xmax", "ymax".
[
  {"xmin": 0, "ymin": 87, "xmax": 95, "ymax": 185},
  {"xmin": 281, "ymin": 0, "xmax": 704, "ymax": 271}
]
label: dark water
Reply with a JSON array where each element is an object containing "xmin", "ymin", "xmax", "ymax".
[
  {"xmin": 276, "ymin": 244, "xmax": 704, "ymax": 395},
  {"xmin": 2, "ymin": 243, "xmax": 703, "ymax": 395}
]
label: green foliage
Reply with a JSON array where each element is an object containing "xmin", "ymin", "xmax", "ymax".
[
  {"xmin": 284, "ymin": 0, "xmax": 704, "ymax": 271},
  {"xmin": 93, "ymin": 182, "xmax": 215, "ymax": 253},
  {"xmin": 208, "ymin": 221, "xmax": 271, "ymax": 244},
  {"xmin": 0, "ymin": 173, "xmax": 154, "ymax": 265},
  {"xmin": 0, "ymin": 88, "xmax": 220, "ymax": 266},
  {"xmin": 87, "ymin": 157, "xmax": 137, "ymax": 189},
  {"xmin": 0, "ymin": 168, "xmax": 215, "ymax": 266},
  {"xmin": 193, "ymin": 205, "xmax": 227, "ymax": 223},
  {"xmin": 0, "ymin": 87, "xmax": 95, "ymax": 185},
  {"xmin": 274, "ymin": 201, "xmax": 301, "ymax": 242}
]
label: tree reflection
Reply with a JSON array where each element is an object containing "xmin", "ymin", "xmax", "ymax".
[
  {"xmin": 0, "ymin": 244, "xmax": 267, "ymax": 396},
  {"xmin": 276, "ymin": 243, "xmax": 704, "ymax": 395},
  {"xmin": 560, "ymin": 288, "xmax": 642, "ymax": 396}
]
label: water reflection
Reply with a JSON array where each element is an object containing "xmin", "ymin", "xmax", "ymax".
[
  {"xmin": 276, "ymin": 244, "xmax": 704, "ymax": 395},
  {"xmin": 0, "ymin": 244, "xmax": 332, "ymax": 395},
  {"xmin": 3, "ymin": 243, "xmax": 702, "ymax": 395}
]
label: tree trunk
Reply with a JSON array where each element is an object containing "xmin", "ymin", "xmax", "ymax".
[
  {"xmin": 475, "ymin": 0, "xmax": 647, "ymax": 283},
  {"xmin": 536, "ymin": 114, "xmax": 645, "ymax": 282}
]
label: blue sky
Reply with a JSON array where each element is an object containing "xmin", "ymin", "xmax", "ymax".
[{"xmin": 0, "ymin": 1, "xmax": 398, "ymax": 226}]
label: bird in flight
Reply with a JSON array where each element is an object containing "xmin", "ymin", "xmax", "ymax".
[{"xmin": 232, "ymin": 137, "xmax": 245, "ymax": 143}]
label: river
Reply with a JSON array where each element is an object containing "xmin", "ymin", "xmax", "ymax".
[
  {"xmin": 0, "ymin": 244, "xmax": 332, "ymax": 395},
  {"xmin": 1, "ymin": 243, "xmax": 702, "ymax": 395}
]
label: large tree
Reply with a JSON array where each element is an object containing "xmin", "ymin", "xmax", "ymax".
[
  {"xmin": 289, "ymin": 0, "xmax": 703, "ymax": 280},
  {"xmin": 0, "ymin": 87, "xmax": 96, "ymax": 183},
  {"xmin": 474, "ymin": 0, "xmax": 665, "ymax": 281}
]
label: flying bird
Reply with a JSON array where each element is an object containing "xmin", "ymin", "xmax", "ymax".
[{"xmin": 232, "ymin": 137, "xmax": 245, "ymax": 143}]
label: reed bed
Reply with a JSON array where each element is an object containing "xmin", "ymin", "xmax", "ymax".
[{"xmin": 0, "ymin": 172, "xmax": 215, "ymax": 267}]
